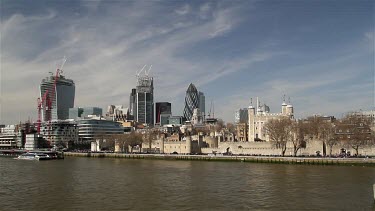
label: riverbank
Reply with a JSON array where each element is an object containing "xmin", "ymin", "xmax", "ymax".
[{"xmin": 64, "ymin": 152, "xmax": 375, "ymax": 166}]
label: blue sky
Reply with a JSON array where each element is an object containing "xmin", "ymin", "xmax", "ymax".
[{"xmin": 0, "ymin": 0, "xmax": 374, "ymax": 124}]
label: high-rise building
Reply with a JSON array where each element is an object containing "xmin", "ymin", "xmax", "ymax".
[
  {"xmin": 183, "ymin": 83, "xmax": 199, "ymax": 121},
  {"xmin": 40, "ymin": 74, "xmax": 75, "ymax": 120},
  {"xmin": 136, "ymin": 74, "xmax": 154, "ymax": 125},
  {"xmin": 129, "ymin": 88, "xmax": 137, "ymax": 117},
  {"xmin": 155, "ymin": 102, "xmax": 172, "ymax": 125},
  {"xmin": 198, "ymin": 92, "xmax": 205, "ymax": 119},
  {"xmin": 235, "ymin": 108, "xmax": 249, "ymax": 124}
]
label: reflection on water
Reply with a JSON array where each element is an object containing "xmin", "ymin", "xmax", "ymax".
[{"xmin": 1, "ymin": 157, "xmax": 374, "ymax": 210}]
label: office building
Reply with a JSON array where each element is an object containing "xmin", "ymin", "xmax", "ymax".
[
  {"xmin": 40, "ymin": 120, "xmax": 78, "ymax": 147},
  {"xmin": 77, "ymin": 118, "xmax": 124, "ymax": 144},
  {"xmin": 69, "ymin": 107, "xmax": 102, "ymax": 120},
  {"xmin": 106, "ymin": 105, "xmax": 128, "ymax": 121},
  {"xmin": 198, "ymin": 91, "xmax": 205, "ymax": 118},
  {"xmin": 82, "ymin": 107, "xmax": 102, "ymax": 118},
  {"xmin": 135, "ymin": 74, "xmax": 154, "ymax": 125},
  {"xmin": 168, "ymin": 116, "xmax": 184, "ymax": 125},
  {"xmin": 183, "ymin": 83, "xmax": 199, "ymax": 121},
  {"xmin": 40, "ymin": 73, "xmax": 75, "ymax": 120},
  {"xmin": 235, "ymin": 108, "xmax": 249, "ymax": 124},
  {"xmin": 155, "ymin": 102, "xmax": 172, "ymax": 125},
  {"xmin": 69, "ymin": 107, "xmax": 83, "ymax": 120},
  {"xmin": 129, "ymin": 88, "xmax": 137, "ymax": 117}
]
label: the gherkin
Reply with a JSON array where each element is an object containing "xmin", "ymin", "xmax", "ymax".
[{"xmin": 183, "ymin": 83, "xmax": 199, "ymax": 121}]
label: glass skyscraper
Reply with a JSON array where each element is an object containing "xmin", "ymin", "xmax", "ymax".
[
  {"xmin": 136, "ymin": 75, "xmax": 154, "ymax": 125},
  {"xmin": 183, "ymin": 83, "xmax": 199, "ymax": 121},
  {"xmin": 198, "ymin": 91, "xmax": 205, "ymax": 119},
  {"xmin": 40, "ymin": 74, "xmax": 75, "ymax": 121}
]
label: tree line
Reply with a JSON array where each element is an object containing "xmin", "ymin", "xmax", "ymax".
[{"xmin": 264, "ymin": 114, "xmax": 374, "ymax": 157}]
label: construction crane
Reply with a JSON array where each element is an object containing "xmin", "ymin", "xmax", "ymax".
[
  {"xmin": 136, "ymin": 64, "xmax": 152, "ymax": 77},
  {"xmin": 36, "ymin": 56, "xmax": 67, "ymax": 146},
  {"xmin": 36, "ymin": 91, "xmax": 51, "ymax": 133}
]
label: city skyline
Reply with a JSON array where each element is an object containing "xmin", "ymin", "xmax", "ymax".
[{"xmin": 1, "ymin": 0, "xmax": 374, "ymax": 124}]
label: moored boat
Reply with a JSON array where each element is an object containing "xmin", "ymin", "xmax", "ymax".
[{"xmin": 16, "ymin": 153, "xmax": 51, "ymax": 160}]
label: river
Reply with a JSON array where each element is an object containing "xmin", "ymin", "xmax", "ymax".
[{"xmin": 1, "ymin": 157, "xmax": 374, "ymax": 210}]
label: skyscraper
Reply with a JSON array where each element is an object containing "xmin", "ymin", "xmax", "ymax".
[
  {"xmin": 129, "ymin": 88, "xmax": 137, "ymax": 118},
  {"xmin": 198, "ymin": 91, "xmax": 205, "ymax": 119},
  {"xmin": 40, "ymin": 74, "xmax": 75, "ymax": 120},
  {"xmin": 136, "ymin": 74, "xmax": 154, "ymax": 125},
  {"xmin": 183, "ymin": 83, "xmax": 199, "ymax": 121},
  {"xmin": 234, "ymin": 108, "xmax": 249, "ymax": 124}
]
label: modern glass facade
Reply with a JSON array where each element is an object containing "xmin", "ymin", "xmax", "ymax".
[
  {"xmin": 155, "ymin": 102, "xmax": 172, "ymax": 125},
  {"xmin": 136, "ymin": 76, "xmax": 154, "ymax": 125},
  {"xmin": 82, "ymin": 107, "xmax": 102, "ymax": 117},
  {"xmin": 198, "ymin": 91, "xmax": 205, "ymax": 118},
  {"xmin": 183, "ymin": 83, "xmax": 199, "ymax": 121},
  {"xmin": 235, "ymin": 108, "xmax": 249, "ymax": 124},
  {"xmin": 168, "ymin": 116, "xmax": 183, "ymax": 125},
  {"xmin": 40, "ymin": 74, "xmax": 75, "ymax": 120},
  {"xmin": 77, "ymin": 119, "xmax": 124, "ymax": 144},
  {"xmin": 69, "ymin": 107, "xmax": 83, "ymax": 120},
  {"xmin": 129, "ymin": 88, "xmax": 137, "ymax": 118}
]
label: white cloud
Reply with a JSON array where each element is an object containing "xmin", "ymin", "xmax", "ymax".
[
  {"xmin": 174, "ymin": 4, "xmax": 190, "ymax": 15},
  {"xmin": 0, "ymin": 2, "xmax": 247, "ymax": 124}
]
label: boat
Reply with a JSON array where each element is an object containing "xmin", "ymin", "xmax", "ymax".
[{"xmin": 16, "ymin": 153, "xmax": 51, "ymax": 161}]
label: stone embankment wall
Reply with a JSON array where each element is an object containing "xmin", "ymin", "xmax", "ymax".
[
  {"xmin": 201, "ymin": 140, "xmax": 375, "ymax": 156},
  {"xmin": 64, "ymin": 152, "xmax": 375, "ymax": 166}
]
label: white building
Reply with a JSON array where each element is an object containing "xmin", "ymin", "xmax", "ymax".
[
  {"xmin": 0, "ymin": 125, "xmax": 20, "ymax": 149},
  {"xmin": 248, "ymin": 97, "xmax": 294, "ymax": 142}
]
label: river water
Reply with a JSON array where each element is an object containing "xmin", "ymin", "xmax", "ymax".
[{"xmin": 1, "ymin": 157, "xmax": 374, "ymax": 210}]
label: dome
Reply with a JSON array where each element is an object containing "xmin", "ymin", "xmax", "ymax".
[
  {"xmin": 287, "ymin": 104, "xmax": 293, "ymax": 108},
  {"xmin": 282, "ymin": 102, "xmax": 287, "ymax": 106},
  {"xmin": 248, "ymin": 105, "xmax": 254, "ymax": 109}
]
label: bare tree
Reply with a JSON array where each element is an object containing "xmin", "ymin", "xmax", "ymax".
[
  {"xmin": 127, "ymin": 132, "xmax": 143, "ymax": 153},
  {"xmin": 290, "ymin": 121, "xmax": 307, "ymax": 157},
  {"xmin": 264, "ymin": 117, "xmax": 293, "ymax": 156},
  {"xmin": 304, "ymin": 116, "xmax": 330, "ymax": 156},
  {"xmin": 339, "ymin": 114, "xmax": 373, "ymax": 156},
  {"xmin": 226, "ymin": 123, "xmax": 236, "ymax": 134},
  {"xmin": 215, "ymin": 119, "xmax": 225, "ymax": 132},
  {"xmin": 320, "ymin": 122, "xmax": 337, "ymax": 157},
  {"xmin": 143, "ymin": 129, "xmax": 160, "ymax": 153}
]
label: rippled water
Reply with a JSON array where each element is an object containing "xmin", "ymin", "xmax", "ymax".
[{"xmin": 1, "ymin": 157, "xmax": 375, "ymax": 210}]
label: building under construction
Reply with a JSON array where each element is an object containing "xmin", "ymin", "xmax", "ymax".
[
  {"xmin": 134, "ymin": 65, "xmax": 154, "ymax": 125},
  {"xmin": 40, "ymin": 74, "xmax": 75, "ymax": 121}
]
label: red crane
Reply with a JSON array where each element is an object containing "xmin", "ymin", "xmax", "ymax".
[
  {"xmin": 36, "ymin": 57, "xmax": 67, "ymax": 146},
  {"xmin": 37, "ymin": 90, "xmax": 51, "ymax": 133}
]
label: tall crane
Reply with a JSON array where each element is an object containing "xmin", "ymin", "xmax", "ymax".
[
  {"xmin": 36, "ymin": 57, "xmax": 67, "ymax": 146},
  {"xmin": 36, "ymin": 91, "xmax": 51, "ymax": 133}
]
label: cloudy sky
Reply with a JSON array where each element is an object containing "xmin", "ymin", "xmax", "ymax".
[{"xmin": 0, "ymin": 0, "xmax": 374, "ymax": 124}]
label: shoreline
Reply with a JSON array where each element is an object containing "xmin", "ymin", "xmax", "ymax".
[{"xmin": 64, "ymin": 152, "xmax": 375, "ymax": 166}]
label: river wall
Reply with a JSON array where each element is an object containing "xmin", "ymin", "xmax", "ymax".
[
  {"xmin": 202, "ymin": 140, "xmax": 375, "ymax": 156},
  {"xmin": 64, "ymin": 152, "xmax": 375, "ymax": 166}
]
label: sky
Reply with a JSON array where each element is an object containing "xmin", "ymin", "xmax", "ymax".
[{"xmin": 0, "ymin": 0, "xmax": 374, "ymax": 124}]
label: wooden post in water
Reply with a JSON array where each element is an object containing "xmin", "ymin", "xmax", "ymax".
[{"xmin": 373, "ymin": 184, "xmax": 375, "ymax": 202}]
